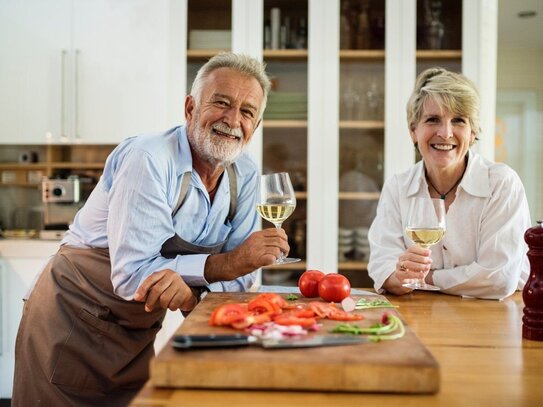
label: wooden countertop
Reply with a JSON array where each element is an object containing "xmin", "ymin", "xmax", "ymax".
[{"xmin": 130, "ymin": 291, "xmax": 543, "ymax": 406}]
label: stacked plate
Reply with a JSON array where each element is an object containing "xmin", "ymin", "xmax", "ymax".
[
  {"xmin": 264, "ymin": 92, "xmax": 307, "ymax": 120},
  {"xmin": 189, "ymin": 30, "xmax": 231, "ymax": 49}
]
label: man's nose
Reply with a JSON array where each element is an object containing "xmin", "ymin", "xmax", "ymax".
[{"xmin": 223, "ymin": 107, "xmax": 242, "ymax": 129}]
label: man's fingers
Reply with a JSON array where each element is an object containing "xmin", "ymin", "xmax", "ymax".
[
  {"xmin": 134, "ymin": 270, "xmax": 166, "ymax": 301},
  {"xmin": 144, "ymin": 277, "xmax": 173, "ymax": 312}
]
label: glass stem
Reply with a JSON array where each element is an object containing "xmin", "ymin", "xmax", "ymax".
[{"xmin": 275, "ymin": 223, "xmax": 286, "ymax": 262}]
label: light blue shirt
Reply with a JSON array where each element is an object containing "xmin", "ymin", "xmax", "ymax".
[{"xmin": 62, "ymin": 126, "xmax": 260, "ymax": 300}]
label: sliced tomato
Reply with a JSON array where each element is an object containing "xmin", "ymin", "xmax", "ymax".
[
  {"xmin": 253, "ymin": 293, "xmax": 288, "ymax": 309},
  {"xmin": 327, "ymin": 310, "xmax": 364, "ymax": 321},
  {"xmin": 248, "ymin": 298, "xmax": 281, "ymax": 315},
  {"xmin": 273, "ymin": 314, "xmax": 317, "ymax": 327},
  {"xmin": 309, "ymin": 301, "xmax": 338, "ymax": 318},
  {"xmin": 309, "ymin": 301, "xmax": 363, "ymax": 321},
  {"xmin": 289, "ymin": 308, "xmax": 317, "ymax": 318},
  {"xmin": 209, "ymin": 303, "xmax": 248, "ymax": 326},
  {"xmin": 231, "ymin": 312, "xmax": 273, "ymax": 330}
]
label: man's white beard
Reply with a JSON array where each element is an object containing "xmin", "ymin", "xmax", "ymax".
[{"xmin": 189, "ymin": 117, "xmax": 245, "ymax": 167}]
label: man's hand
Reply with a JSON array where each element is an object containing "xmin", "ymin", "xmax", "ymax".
[
  {"xmin": 134, "ymin": 269, "xmax": 198, "ymax": 312},
  {"xmin": 204, "ymin": 228, "xmax": 290, "ymax": 283}
]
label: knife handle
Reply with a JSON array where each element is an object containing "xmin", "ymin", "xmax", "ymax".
[{"xmin": 172, "ymin": 334, "xmax": 254, "ymax": 349}]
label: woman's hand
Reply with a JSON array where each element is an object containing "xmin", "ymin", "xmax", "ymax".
[
  {"xmin": 134, "ymin": 269, "xmax": 198, "ymax": 312},
  {"xmin": 383, "ymin": 246, "xmax": 433, "ymax": 295}
]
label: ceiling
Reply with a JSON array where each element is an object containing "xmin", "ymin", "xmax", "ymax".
[{"xmin": 498, "ymin": 0, "xmax": 543, "ymax": 49}]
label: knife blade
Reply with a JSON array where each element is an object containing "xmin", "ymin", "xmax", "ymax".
[{"xmin": 172, "ymin": 333, "xmax": 370, "ymax": 350}]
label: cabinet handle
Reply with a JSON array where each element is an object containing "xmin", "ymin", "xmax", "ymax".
[
  {"xmin": 74, "ymin": 49, "xmax": 81, "ymax": 141},
  {"xmin": 60, "ymin": 50, "xmax": 68, "ymax": 142}
]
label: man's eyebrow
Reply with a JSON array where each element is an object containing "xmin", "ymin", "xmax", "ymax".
[{"xmin": 213, "ymin": 92, "xmax": 258, "ymax": 112}]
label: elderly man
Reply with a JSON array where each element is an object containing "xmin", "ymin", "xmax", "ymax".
[{"xmin": 12, "ymin": 53, "xmax": 288, "ymax": 406}]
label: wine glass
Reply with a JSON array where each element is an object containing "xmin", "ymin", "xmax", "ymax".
[
  {"xmin": 403, "ymin": 197, "xmax": 446, "ymax": 290},
  {"xmin": 257, "ymin": 172, "xmax": 301, "ymax": 264}
]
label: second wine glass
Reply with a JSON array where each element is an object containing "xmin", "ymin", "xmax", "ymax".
[
  {"xmin": 257, "ymin": 172, "xmax": 301, "ymax": 264},
  {"xmin": 403, "ymin": 197, "xmax": 446, "ymax": 291}
]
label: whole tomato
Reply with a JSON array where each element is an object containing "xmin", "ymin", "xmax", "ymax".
[
  {"xmin": 298, "ymin": 270, "xmax": 325, "ymax": 298},
  {"xmin": 318, "ymin": 274, "xmax": 351, "ymax": 302}
]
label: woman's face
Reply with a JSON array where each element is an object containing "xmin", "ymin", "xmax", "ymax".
[{"xmin": 410, "ymin": 97, "xmax": 475, "ymax": 172}]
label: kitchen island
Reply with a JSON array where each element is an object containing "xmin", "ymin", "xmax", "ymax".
[{"xmin": 130, "ymin": 291, "xmax": 543, "ymax": 406}]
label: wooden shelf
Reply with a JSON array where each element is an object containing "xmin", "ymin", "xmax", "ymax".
[
  {"xmin": 295, "ymin": 191, "xmax": 307, "ymax": 200},
  {"xmin": 187, "ymin": 49, "xmax": 230, "ymax": 59},
  {"xmin": 49, "ymin": 162, "xmax": 105, "ymax": 170},
  {"xmin": 339, "ymin": 192, "xmax": 380, "ymax": 200},
  {"xmin": 340, "ymin": 49, "xmax": 385, "ymax": 60},
  {"xmin": 263, "ymin": 120, "xmax": 307, "ymax": 128},
  {"xmin": 263, "ymin": 49, "xmax": 308, "ymax": 60},
  {"xmin": 416, "ymin": 49, "xmax": 462, "ymax": 59},
  {"xmin": 0, "ymin": 182, "xmax": 40, "ymax": 188},
  {"xmin": 0, "ymin": 163, "xmax": 47, "ymax": 170},
  {"xmin": 340, "ymin": 120, "xmax": 384, "ymax": 130},
  {"xmin": 338, "ymin": 261, "xmax": 368, "ymax": 270},
  {"xmin": 263, "ymin": 261, "xmax": 307, "ymax": 271}
]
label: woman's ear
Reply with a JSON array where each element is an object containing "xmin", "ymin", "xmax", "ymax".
[{"xmin": 409, "ymin": 126, "xmax": 417, "ymax": 144}]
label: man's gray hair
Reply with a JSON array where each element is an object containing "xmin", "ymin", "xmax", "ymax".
[{"xmin": 190, "ymin": 52, "xmax": 271, "ymax": 118}]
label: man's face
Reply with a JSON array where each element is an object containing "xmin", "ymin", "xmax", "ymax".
[{"xmin": 185, "ymin": 68, "xmax": 264, "ymax": 166}]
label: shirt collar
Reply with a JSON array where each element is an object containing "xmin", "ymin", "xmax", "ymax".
[{"xmin": 406, "ymin": 150, "xmax": 491, "ymax": 199}]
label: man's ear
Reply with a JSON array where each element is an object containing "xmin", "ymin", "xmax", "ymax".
[{"xmin": 185, "ymin": 95, "xmax": 195, "ymax": 121}]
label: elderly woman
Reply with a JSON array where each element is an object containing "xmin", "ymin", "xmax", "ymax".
[{"xmin": 367, "ymin": 67, "xmax": 531, "ymax": 300}]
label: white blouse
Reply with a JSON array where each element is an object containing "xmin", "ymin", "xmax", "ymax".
[{"xmin": 368, "ymin": 151, "xmax": 531, "ymax": 300}]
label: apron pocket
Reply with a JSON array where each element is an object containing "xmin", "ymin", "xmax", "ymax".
[{"xmin": 50, "ymin": 307, "xmax": 160, "ymax": 391}]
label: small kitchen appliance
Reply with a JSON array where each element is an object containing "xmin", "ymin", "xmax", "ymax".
[{"xmin": 40, "ymin": 175, "xmax": 88, "ymax": 239}]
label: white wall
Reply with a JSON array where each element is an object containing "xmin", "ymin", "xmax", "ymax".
[{"xmin": 496, "ymin": 47, "xmax": 543, "ymax": 221}]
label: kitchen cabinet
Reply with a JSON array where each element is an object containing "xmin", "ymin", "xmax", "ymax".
[
  {"xmin": 0, "ymin": 0, "xmax": 184, "ymax": 145},
  {"xmin": 0, "ymin": 240, "xmax": 59, "ymax": 399},
  {"xmin": 185, "ymin": 0, "xmax": 496, "ymax": 287}
]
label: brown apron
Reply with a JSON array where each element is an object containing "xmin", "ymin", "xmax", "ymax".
[{"xmin": 12, "ymin": 167, "xmax": 237, "ymax": 407}]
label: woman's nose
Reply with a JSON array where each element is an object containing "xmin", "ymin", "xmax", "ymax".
[{"xmin": 438, "ymin": 121, "xmax": 454, "ymax": 138}]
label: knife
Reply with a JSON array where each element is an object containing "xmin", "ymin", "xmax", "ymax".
[{"xmin": 172, "ymin": 333, "xmax": 370, "ymax": 350}]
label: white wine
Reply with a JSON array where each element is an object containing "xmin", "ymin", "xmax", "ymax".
[
  {"xmin": 406, "ymin": 228, "xmax": 445, "ymax": 248},
  {"xmin": 256, "ymin": 203, "xmax": 295, "ymax": 225}
]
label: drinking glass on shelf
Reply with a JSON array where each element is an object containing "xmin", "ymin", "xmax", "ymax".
[
  {"xmin": 403, "ymin": 197, "xmax": 446, "ymax": 290},
  {"xmin": 257, "ymin": 172, "xmax": 301, "ymax": 264}
]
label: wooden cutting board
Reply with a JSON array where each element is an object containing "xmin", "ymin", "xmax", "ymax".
[{"xmin": 150, "ymin": 292, "xmax": 439, "ymax": 393}]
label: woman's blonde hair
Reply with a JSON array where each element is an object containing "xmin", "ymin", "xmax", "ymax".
[{"xmin": 406, "ymin": 67, "xmax": 481, "ymax": 137}]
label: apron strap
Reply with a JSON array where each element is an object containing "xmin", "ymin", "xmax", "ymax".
[
  {"xmin": 226, "ymin": 165, "xmax": 237, "ymax": 223},
  {"xmin": 172, "ymin": 171, "xmax": 192, "ymax": 217},
  {"xmin": 172, "ymin": 165, "xmax": 238, "ymax": 222}
]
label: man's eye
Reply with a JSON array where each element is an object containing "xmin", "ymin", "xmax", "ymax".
[
  {"xmin": 215, "ymin": 100, "xmax": 228, "ymax": 106},
  {"xmin": 242, "ymin": 109, "xmax": 255, "ymax": 118}
]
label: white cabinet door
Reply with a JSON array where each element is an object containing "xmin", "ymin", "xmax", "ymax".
[
  {"xmin": 72, "ymin": 0, "xmax": 173, "ymax": 144},
  {"xmin": 0, "ymin": 0, "xmax": 71, "ymax": 144},
  {"xmin": 0, "ymin": 257, "xmax": 48, "ymax": 398}
]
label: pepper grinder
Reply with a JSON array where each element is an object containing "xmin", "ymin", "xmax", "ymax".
[{"xmin": 523, "ymin": 220, "xmax": 543, "ymax": 341}]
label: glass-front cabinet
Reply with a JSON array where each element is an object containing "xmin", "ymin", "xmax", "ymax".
[{"xmin": 183, "ymin": 0, "xmax": 494, "ymax": 287}]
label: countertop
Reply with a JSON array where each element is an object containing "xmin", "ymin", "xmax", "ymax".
[
  {"xmin": 130, "ymin": 291, "xmax": 543, "ymax": 406},
  {"xmin": 0, "ymin": 238, "xmax": 60, "ymax": 258}
]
